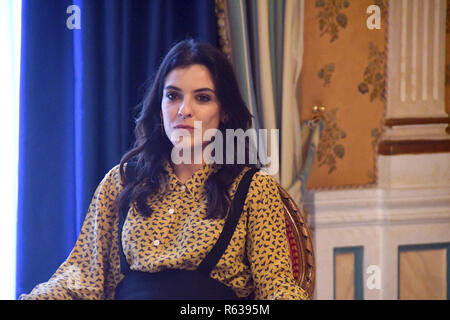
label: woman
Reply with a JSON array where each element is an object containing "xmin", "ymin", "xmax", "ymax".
[{"xmin": 20, "ymin": 40, "xmax": 308, "ymax": 300}]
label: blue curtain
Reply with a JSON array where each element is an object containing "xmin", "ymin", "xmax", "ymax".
[{"xmin": 16, "ymin": 0, "xmax": 217, "ymax": 298}]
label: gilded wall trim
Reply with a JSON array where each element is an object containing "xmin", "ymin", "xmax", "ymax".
[{"xmin": 215, "ymin": 0, "xmax": 232, "ymax": 60}]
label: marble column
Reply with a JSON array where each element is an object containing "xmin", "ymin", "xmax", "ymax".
[{"xmin": 385, "ymin": 0, "xmax": 449, "ymax": 142}]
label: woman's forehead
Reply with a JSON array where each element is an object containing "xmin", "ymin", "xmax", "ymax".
[{"xmin": 164, "ymin": 64, "xmax": 215, "ymax": 90}]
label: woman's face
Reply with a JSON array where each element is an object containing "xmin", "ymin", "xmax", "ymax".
[{"xmin": 161, "ymin": 64, "xmax": 223, "ymax": 151}]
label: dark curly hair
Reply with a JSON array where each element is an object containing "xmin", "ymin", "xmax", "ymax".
[{"xmin": 116, "ymin": 39, "xmax": 257, "ymax": 219}]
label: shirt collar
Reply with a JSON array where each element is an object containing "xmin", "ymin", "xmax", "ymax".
[{"xmin": 162, "ymin": 159, "xmax": 220, "ymax": 200}]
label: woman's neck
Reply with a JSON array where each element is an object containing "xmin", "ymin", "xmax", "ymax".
[
  {"xmin": 170, "ymin": 143, "xmax": 211, "ymax": 183},
  {"xmin": 172, "ymin": 161, "xmax": 205, "ymax": 184}
]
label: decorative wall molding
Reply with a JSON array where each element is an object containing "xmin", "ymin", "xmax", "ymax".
[
  {"xmin": 378, "ymin": 139, "xmax": 450, "ymax": 155},
  {"xmin": 384, "ymin": 117, "xmax": 450, "ymax": 127},
  {"xmin": 382, "ymin": 123, "xmax": 450, "ymax": 140},
  {"xmin": 305, "ymin": 185, "xmax": 450, "ymax": 229}
]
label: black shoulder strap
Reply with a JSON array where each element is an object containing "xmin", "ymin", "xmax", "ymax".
[
  {"xmin": 118, "ymin": 162, "xmax": 137, "ymax": 274},
  {"xmin": 118, "ymin": 163, "xmax": 259, "ymax": 276},
  {"xmin": 197, "ymin": 168, "xmax": 259, "ymax": 275}
]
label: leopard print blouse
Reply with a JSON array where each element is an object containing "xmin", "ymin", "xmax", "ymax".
[{"xmin": 19, "ymin": 161, "xmax": 309, "ymax": 300}]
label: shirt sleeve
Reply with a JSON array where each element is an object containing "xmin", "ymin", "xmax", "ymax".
[
  {"xmin": 19, "ymin": 165, "xmax": 122, "ymax": 300},
  {"xmin": 246, "ymin": 171, "xmax": 309, "ymax": 300}
]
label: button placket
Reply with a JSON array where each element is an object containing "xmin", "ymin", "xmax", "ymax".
[{"xmin": 164, "ymin": 190, "xmax": 180, "ymax": 244}]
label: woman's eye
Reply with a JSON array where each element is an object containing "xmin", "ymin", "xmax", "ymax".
[
  {"xmin": 166, "ymin": 92, "xmax": 179, "ymax": 101},
  {"xmin": 196, "ymin": 94, "xmax": 211, "ymax": 103}
]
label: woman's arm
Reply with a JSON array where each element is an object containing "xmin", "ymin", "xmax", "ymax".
[
  {"xmin": 19, "ymin": 166, "xmax": 122, "ymax": 300},
  {"xmin": 246, "ymin": 171, "xmax": 309, "ymax": 300}
]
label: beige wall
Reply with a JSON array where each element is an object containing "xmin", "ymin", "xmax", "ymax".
[{"xmin": 306, "ymin": 0, "xmax": 450, "ymax": 300}]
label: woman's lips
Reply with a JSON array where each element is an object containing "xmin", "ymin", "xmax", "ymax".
[{"xmin": 174, "ymin": 125, "xmax": 194, "ymax": 130}]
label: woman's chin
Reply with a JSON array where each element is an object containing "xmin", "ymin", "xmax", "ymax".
[{"xmin": 170, "ymin": 139, "xmax": 207, "ymax": 164}]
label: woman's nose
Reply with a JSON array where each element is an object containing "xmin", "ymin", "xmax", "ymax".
[{"xmin": 178, "ymin": 96, "xmax": 193, "ymax": 118}]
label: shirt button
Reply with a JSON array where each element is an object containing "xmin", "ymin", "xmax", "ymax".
[
  {"xmin": 168, "ymin": 208, "xmax": 175, "ymax": 214},
  {"xmin": 180, "ymin": 185, "xmax": 186, "ymax": 191},
  {"xmin": 153, "ymin": 239, "xmax": 160, "ymax": 246}
]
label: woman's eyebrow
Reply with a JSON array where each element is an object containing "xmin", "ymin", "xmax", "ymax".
[
  {"xmin": 163, "ymin": 85, "xmax": 215, "ymax": 94},
  {"xmin": 193, "ymin": 88, "xmax": 216, "ymax": 94},
  {"xmin": 163, "ymin": 85, "xmax": 182, "ymax": 91}
]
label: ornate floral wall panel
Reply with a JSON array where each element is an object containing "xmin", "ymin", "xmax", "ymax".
[{"xmin": 300, "ymin": 0, "xmax": 387, "ymax": 190}]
